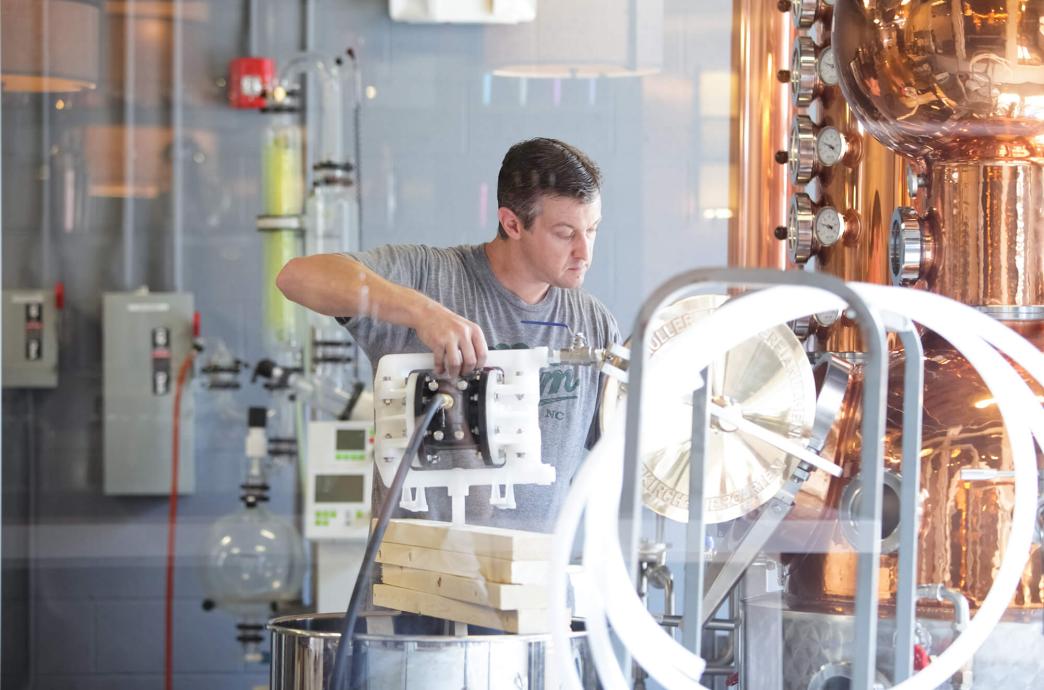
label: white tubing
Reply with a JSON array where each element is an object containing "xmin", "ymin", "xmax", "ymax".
[
  {"xmin": 686, "ymin": 286, "xmax": 1041, "ymax": 690},
  {"xmin": 549, "ymin": 414, "xmax": 631, "ymax": 690},
  {"xmin": 582, "ymin": 435, "xmax": 710, "ymax": 690},
  {"xmin": 848, "ymin": 285, "xmax": 1042, "ymax": 690},
  {"xmin": 854, "ymin": 284, "xmax": 1044, "ymax": 451},
  {"xmin": 551, "ymin": 281, "xmax": 1041, "ymax": 690}
]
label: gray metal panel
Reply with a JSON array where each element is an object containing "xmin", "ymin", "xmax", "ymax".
[
  {"xmin": 2, "ymin": 289, "xmax": 59, "ymax": 388},
  {"xmin": 103, "ymin": 291, "xmax": 195, "ymax": 495}
]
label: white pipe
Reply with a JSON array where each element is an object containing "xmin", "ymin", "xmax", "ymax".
[
  {"xmin": 582, "ymin": 426, "xmax": 708, "ymax": 690},
  {"xmin": 854, "ymin": 284, "xmax": 1044, "ymax": 449},
  {"xmin": 549, "ymin": 417, "xmax": 641, "ymax": 690},
  {"xmin": 552, "ymin": 411, "xmax": 708, "ymax": 690},
  {"xmin": 551, "ymin": 283, "xmax": 1041, "ymax": 690},
  {"xmin": 677, "ymin": 286, "xmax": 1041, "ymax": 690}
]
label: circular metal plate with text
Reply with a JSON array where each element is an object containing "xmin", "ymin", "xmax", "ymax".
[{"xmin": 601, "ymin": 295, "xmax": 817, "ymax": 524}]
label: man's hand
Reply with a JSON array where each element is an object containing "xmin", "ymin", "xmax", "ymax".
[
  {"xmin": 414, "ymin": 301, "xmax": 489, "ymax": 378},
  {"xmin": 277, "ymin": 254, "xmax": 489, "ymax": 378}
]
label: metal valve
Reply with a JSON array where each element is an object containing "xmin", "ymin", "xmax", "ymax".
[
  {"xmin": 790, "ymin": 36, "xmax": 822, "ymax": 107},
  {"xmin": 787, "ymin": 193, "xmax": 816, "ymax": 264},
  {"xmin": 790, "ymin": 0, "xmax": 828, "ymax": 28},
  {"xmin": 789, "ymin": 115, "xmax": 818, "ymax": 184},
  {"xmin": 889, "ymin": 207, "xmax": 932, "ymax": 286},
  {"xmin": 788, "ymin": 315, "xmax": 814, "ymax": 340}
]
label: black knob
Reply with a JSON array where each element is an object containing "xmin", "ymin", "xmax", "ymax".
[
  {"xmin": 774, "ymin": 226, "xmax": 789, "ymax": 240},
  {"xmin": 774, "ymin": 150, "xmax": 789, "ymax": 165},
  {"xmin": 202, "ymin": 599, "xmax": 215, "ymax": 611},
  {"xmin": 248, "ymin": 406, "xmax": 267, "ymax": 429},
  {"xmin": 777, "ymin": 0, "xmax": 792, "ymax": 11},
  {"xmin": 777, "ymin": 70, "xmax": 791, "ymax": 84}
]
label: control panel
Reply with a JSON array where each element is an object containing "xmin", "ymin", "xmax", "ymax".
[
  {"xmin": 304, "ymin": 420, "xmax": 374, "ymax": 540},
  {"xmin": 2, "ymin": 288, "xmax": 60, "ymax": 388},
  {"xmin": 103, "ymin": 291, "xmax": 195, "ymax": 495}
]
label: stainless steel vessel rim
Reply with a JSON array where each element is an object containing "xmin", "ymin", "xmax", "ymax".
[
  {"xmin": 267, "ymin": 612, "xmax": 588, "ymax": 642},
  {"xmin": 976, "ymin": 305, "xmax": 1044, "ymax": 321}
]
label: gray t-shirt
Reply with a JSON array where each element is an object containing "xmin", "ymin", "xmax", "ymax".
[{"xmin": 340, "ymin": 243, "xmax": 619, "ymax": 532}]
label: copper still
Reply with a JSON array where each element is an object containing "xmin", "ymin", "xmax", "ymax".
[
  {"xmin": 777, "ymin": 0, "xmax": 1044, "ymax": 628},
  {"xmin": 728, "ymin": 0, "xmax": 791, "ymax": 271}
]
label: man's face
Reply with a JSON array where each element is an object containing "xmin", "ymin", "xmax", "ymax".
[{"xmin": 517, "ymin": 194, "xmax": 602, "ymax": 289}]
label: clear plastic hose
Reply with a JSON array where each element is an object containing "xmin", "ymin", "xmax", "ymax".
[{"xmin": 551, "ymin": 282, "xmax": 1042, "ymax": 690}]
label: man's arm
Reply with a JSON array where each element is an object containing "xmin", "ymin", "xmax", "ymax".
[{"xmin": 276, "ymin": 253, "xmax": 488, "ymax": 377}]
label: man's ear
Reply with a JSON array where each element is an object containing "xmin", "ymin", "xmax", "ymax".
[{"xmin": 497, "ymin": 207, "xmax": 525, "ymax": 239}]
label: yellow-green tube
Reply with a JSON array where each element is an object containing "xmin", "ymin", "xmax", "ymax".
[
  {"xmin": 261, "ymin": 126, "xmax": 304, "ymax": 216},
  {"xmin": 263, "ymin": 229, "xmax": 302, "ymax": 353},
  {"xmin": 260, "ymin": 117, "xmax": 304, "ymax": 355}
]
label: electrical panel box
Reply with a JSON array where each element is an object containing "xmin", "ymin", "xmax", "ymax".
[
  {"xmin": 103, "ymin": 292, "xmax": 195, "ymax": 495},
  {"xmin": 2, "ymin": 289, "xmax": 59, "ymax": 388},
  {"xmin": 305, "ymin": 420, "xmax": 374, "ymax": 541}
]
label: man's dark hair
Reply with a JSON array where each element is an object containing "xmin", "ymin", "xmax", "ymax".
[{"xmin": 496, "ymin": 138, "xmax": 602, "ymax": 239}]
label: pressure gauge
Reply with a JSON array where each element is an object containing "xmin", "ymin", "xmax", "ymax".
[
  {"xmin": 789, "ymin": 116, "xmax": 818, "ymax": 185},
  {"xmin": 815, "ymin": 126, "xmax": 849, "ymax": 167},
  {"xmin": 788, "ymin": 193, "xmax": 816, "ymax": 264},
  {"xmin": 817, "ymin": 46, "xmax": 839, "ymax": 86},
  {"xmin": 813, "ymin": 206, "xmax": 847, "ymax": 247},
  {"xmin": 790, "ymin": 36, "xmax": 821, "ymax": 108}
]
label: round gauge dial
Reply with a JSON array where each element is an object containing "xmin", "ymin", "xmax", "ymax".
[
  {"xmin": 815, "ymin": 126, "xmax": 847, "ymax": 166},
  {"xmin": 813, "ymin": 206, "xmax": 846, "ymax": 246},
  {"xmin": 817, "ymin": 47, "xmax": 839, "ymax": 86}
]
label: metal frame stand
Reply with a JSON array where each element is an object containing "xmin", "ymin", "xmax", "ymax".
[{"xmin": 618, "ymin": 268, "xmax": 926, "ymax": 690}]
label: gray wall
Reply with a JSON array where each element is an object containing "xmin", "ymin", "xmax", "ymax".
[{"xmin": 2, "ymin": 1, "xmax": 732, "ymax": 687}]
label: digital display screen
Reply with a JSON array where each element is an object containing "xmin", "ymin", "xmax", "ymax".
[
  {"xmin": 336, "ymin": 428, "xmax": 367, "ymax": 451},
  {"xmin": 315, "ymin": 474, "xmax": 364, "ymax": 503}
]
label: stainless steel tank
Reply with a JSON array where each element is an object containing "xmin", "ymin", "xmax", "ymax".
[{"xmin": 268, "ymin": 612, "xmax": 597, "ymax": 690}]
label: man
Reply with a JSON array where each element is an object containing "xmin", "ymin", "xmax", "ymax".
[{"xmin": 277, "ymin": 137, "xmax": 619, "ymax": 532}]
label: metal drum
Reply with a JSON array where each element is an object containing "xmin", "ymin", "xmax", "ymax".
[
  {"xmin": 779, "ymin": 609, "xmax": 1044, "ymax": 690},
  {"xmin": 269, "ymin": 612, "xmax": 597, "ymax": 690}
]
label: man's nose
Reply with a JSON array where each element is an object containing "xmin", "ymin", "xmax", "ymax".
[{"xmin": 573, "ymin": 233, "xmax": 592, "ymax": 262}]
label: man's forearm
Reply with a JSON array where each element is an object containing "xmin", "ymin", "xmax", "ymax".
[{"xmin": 276, "ymin": 253, "xmax": 432, "ymax": 327}]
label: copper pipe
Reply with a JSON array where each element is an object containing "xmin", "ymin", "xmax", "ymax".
[{"xmin": 728, "ymin": 0, "xmax": 789, "ymax": 270}]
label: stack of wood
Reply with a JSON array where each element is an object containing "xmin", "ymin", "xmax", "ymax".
[{"xmin": 373, "ymin": 519, "xmax": 554, "ymax": 634}]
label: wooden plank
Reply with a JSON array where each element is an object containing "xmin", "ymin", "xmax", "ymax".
[
  {"xmin": 378, "ymin": 519, "xmax": 551, "ymax": 560},
  {"xmin": 372, "ymin": 584, "xmax": 552, "ymax": 634},
  {"xmin": 381, "ymin": 564, "xmax": 548, "ymax": 610},
  {"xmin": 376, "ymin": 542, "xmax": 548, "ymax": 585}
]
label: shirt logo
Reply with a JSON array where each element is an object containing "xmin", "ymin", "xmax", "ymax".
[{"xmin": 492, "ymin": 342, "xmax": 580, "ymax": 417}]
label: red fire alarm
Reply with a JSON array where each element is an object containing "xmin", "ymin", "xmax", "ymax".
[{"xmin": 228, "ymin": 57, "xmax": 275, "ymax": 109}]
